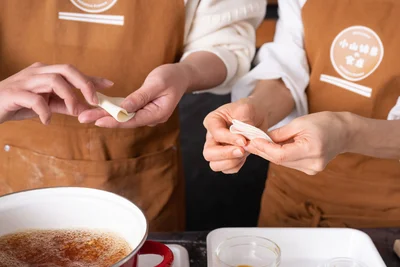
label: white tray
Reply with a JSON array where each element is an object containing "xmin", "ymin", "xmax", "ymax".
[
  {"xmin": 207, "ymin": 228, "xmax": 386, "ymax": 267},
  {"xmin": 139, "ymin": 244, "xmax": 190, "ymax": 267}
]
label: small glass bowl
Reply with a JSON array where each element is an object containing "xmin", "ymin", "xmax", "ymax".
[
  {"xmin": 318, "ymin": 257, "xmax": 368, "ymax": 267},
  {"xmin": 216, "ymin": 236, "xmax": 281, "ymax": 267}
]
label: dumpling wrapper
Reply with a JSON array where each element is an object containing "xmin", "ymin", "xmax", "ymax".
[
  {"xmin": 96, "ymin": 92, "xmax": 135, "ymax": 123},
  {"xmin": 229, "ymin": 119, "xmax": 274, "ymax": 143}
]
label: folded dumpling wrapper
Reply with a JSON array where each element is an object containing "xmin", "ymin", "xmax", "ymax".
[
  {"xmin": 96, "ymin": 92, "xmax": 135, "ymax": 122},
  {"xmin": 229, "ymin": 119, "xmax": 274, "ymax": 143}
]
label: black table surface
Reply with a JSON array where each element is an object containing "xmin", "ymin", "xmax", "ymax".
[{"xmin": 149, "ymin": 229, "xmax": 400, "ymax": 267}]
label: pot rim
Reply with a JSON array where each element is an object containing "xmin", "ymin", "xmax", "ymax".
[{"xmin": 0, "ymin": 186, "xmax": 150, "ymax": 267}]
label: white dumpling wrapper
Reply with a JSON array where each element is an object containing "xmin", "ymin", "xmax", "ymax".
[
  {"xmin": 96, "ymin": 92, "xmax": 135, "ymax": 122},
  {"xmin": 229, "ymin": 119, "xmax": 274, "ymax": 143}
]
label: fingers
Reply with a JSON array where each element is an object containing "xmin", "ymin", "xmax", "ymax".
[
  {"xmin": 93, "ymin": 116, "xmax": 120, "ymax": 128},
  {"xmin": 48, "ymin": 95, "xmax": 88, "ymax": 116},
  {"xmin": 282, "ymin": 157, "xmax": 327, "ymax": 175},
  {"xmin": 203, "ymin": 113, "xmax": 247, "ymax": 147},
  {"xmin": 94, "ymin": 102, "xmax": 170, "ymax": 128},
  {"xmin": 222, "ymin": 158, "xmax": 247, "ymax": 174},
  {"xmin": 28, "ymin": 62, "xmax": 46, "ymax": 68},
  {"xmin": 21, "ymin": 75, "xmax": 82, "ymax": 116},
  {"xmin": 203, "ymin": 132, "xmax": 248, "ymax": 174},
  {"xmin": 203, "ymin": 133, "xmax": 245, "ymax": 161},
  {"xmin": 90, "ymin": 76, "xmax": 115, "ymax": 90},
  {"xmin": 268, "ymin": 123, "xmax": 298, "ymax": 143},
  {"xmin": 246, "ymin": 138, "xmax": 325, "ymax": 175},
  {"xmin": 36, "ymin": 64, "xmax": 113, "ymax": 105},
  {"xmin": 209, "ymin": 156, "xmax": 247, "ymax": 174},
  {"xmin": 247, "ymin": 138, "xmax": 308, "ymax": 164},
  {"xmin": 121, "ymin": 85, "xmax": 154, "ymax": 113},
  {"xmin": 78, "ymin": 107, "xmax": 109, "ymax": 123},
  {"xmin": 11, "ymin": 91, "xmax": 51, "ymax": 124}
]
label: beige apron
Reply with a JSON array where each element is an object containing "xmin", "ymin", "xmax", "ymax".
[
  {"xmin": 259, "ymin": 0, "xmax": 400, "ymax": 228},
  {"xmin": 0, "ymin": 0, "xmax": 186, "ymax": 232}
]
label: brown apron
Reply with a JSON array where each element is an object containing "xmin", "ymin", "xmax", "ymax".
[
  {"xmin": 0, "ymin": 0, "xmax": 185, "ymax": 232},
  {"xmin": 259, "ymin": 0, "xmax": 400, "ymax": 228}
]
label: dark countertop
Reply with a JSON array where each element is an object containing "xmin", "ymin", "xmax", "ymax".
[{"xmin": 149, "ymin": 229, "xmax": 400, "ymax": 267}]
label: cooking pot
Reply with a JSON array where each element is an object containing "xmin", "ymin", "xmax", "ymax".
[{"xmin": 0, "ymin": 187, "xmax": 173, "ymax": 267}]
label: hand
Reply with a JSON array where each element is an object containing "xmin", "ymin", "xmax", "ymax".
[
  {"xmin": 245, "ymin": 111, "xmax": 350, "ymax": 175},
  {"xmin": 202, "ymin": 98, "xmax": 269, "ymax": 174},
  {"xmin": 0, "ymin": 62, "xmax": 113, "ymax": 124},
  {"xmin": 78, "ymin": 63, "xmax": 190, "ymax": 128}
]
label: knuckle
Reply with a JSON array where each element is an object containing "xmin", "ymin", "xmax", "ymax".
[
  {"xmin": 305, "ymin": 170, "xmax": 318, "ymax": 176},
  {"xmin": 48, "ymin": 73, "xmax": 61, "ymax": 84},
  {"xmin": 274, "ymin": 151, "xmax": 286, "ymax": 165},
  {"xmin": 32, "ymin": 95, "xmax": 45, "ymax": 107},
  {"xmin": 202, "ymin": 149, "xmax": 211, "ymax": 161},
  {"xmin": 213, "ymin": 130, "xmax": 226, "ymax": 143},
  {"xmin": 63, "ymin": 64, "xmax": 75, "ymax": 72},
  {"xmin": 203, "ymin": 115, "xmax": 211, "ymax": 129},
  {"xmin": 236, "ymin": 102, "xmax": 253, "ymax": 116},
  {"xmin": 312, "ymin": 142, "xmax": 324, "ymax": 157},
  {"xmin": 227, "ymin": 167, "xmax": 241, "ymax": 174},
  {"xmin": 209, "ymin": 162, "xmax": 219, "ymax": 172},
  {"xmin": 312, "ymin": 160, "xmax": 326, "ymax": 172},
  {"xmin": 136, "ymin": 92, "xmax": 150, "ymax": 106},
  {"xmin": 31, "ymin": 62, "xmax": 44, "ymax": 68}
]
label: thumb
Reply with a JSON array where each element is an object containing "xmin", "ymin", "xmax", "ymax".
[
  {"xmin": 268, "ymin": 122, "xmax": 298, "ymax": 143},
  {"xmin": 121, "ymin": 85, "xmax": 154, "ymax": 113}
]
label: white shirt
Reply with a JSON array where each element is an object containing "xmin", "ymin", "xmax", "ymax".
[
  {"xmin": 232, "ymin": 0, "xmax": 399, "ymax": 130},
  {"xmin": 183, "ymin": 0, "xmax": 266, "ymax": 94}
]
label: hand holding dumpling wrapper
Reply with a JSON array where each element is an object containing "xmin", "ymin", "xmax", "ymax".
[
  {"xmin": 95, "ymin": 92, "xmax": 135, "ymax": 122},
  {"xmin": 229, "ymin": 119, "xmax": 274, "ymax": 143}
]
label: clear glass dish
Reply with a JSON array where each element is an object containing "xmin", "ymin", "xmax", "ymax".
[
  {"xmin": 216, "ymin": 235, "xmax": 281, "ymax": 267},
  {"xmin": 318, "ymin": 257, "xmax": 368, "ymax": 267}
]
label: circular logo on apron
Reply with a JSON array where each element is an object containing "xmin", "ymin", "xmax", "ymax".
[
  {"xmin": 330, "ymin": 26, "xmax": 384, "ymax": 82},
  {"xmin": 70, "ymin": 0, "xmax": 118, "ymax": 13}
]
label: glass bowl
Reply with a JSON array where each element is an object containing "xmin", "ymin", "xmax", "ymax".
[
  {"xmin": 216, "ymin": 235, "xmax": 281, "ymax": 267},
  {"xmin": 318, "ymin": 257, "xmax": 368, "ymax": 267}
]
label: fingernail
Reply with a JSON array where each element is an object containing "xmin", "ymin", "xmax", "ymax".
[
  {"xmin": 45, "ymin": 117, "xmax": 51, "ymax": 125},
  {"xmin": 236, "ymin": 139, "xmax": 246, "ymax": 146},
  {"xmin": 102, "ymin": 79, "xmax": 114, "ymax": 86},
  {"xmin": 95, "ymin": 121, "xmax": 103, "ymax": 127},
  {"xmin": 123, "ymin": 100, "xmax": 135, "ymax": 112},
  {"xmin": 233, "ymin": 149, "xmax": 243, "ymax": 157},
  {"xmin": 78, "ymin": 116, "xmax": 87, "ymax": 123}
]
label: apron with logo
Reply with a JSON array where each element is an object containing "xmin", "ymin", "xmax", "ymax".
[
  {"xmin": 0, "ymin": 0, "xmax": 186, "ymax": 232},
  {"xmin": 259, "ymin": 0, "xmax": 400, "ymax": 227}
]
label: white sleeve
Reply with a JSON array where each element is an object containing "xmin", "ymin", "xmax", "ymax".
[
  {"xmin": 231, "ymin": 0, "xmax": 309, "ymax": 130},
  {"xmin": 182, "ymin": 0, "xmax": 266, "ymax": 95},
  {"xmin": 388, "ymin": 97, "xmax": 400, "ymax": 120}
]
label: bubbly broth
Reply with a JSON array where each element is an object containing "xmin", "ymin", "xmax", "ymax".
[{"xmin": 0, "ymin": 229, "xmax": 131, "ymax": 267}]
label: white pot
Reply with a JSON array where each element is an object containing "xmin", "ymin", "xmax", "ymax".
[{"xmin": 0, "ymin": 187, "xmax": 174, "ymax": 267}]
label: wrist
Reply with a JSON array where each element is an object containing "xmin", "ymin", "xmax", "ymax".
[
  {"xmin": 175, "ymin": 62, "xmax": 198, "ymax": 93},
  {"xmin": 249, "ymin": 79, "xmax": 295, "ymax": 127},
  {"xmin": 337, "ymin": 112, "xmax": 366, "ymax": 154}
]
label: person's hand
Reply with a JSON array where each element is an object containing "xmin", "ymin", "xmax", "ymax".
[
  {"xmin": 0, "ymin": 62, "xmax": 113, "ymax": 124},
  {"xmin": 245, "ymin": 111, "xmax": 350, "ymax": 175},
  {"xmin": 202, "ymin": 98, "xmax": 269, "ymax": 174},
  {"xmin": 78, "ymin": 63, "xmax": 190, "ymax": 128}
]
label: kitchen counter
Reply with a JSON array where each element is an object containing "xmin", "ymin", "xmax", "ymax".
[{"xmin": 149, "ymin": 229, "xmax": 400, "ymax": 267}]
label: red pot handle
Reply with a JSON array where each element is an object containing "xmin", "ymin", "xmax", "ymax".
[{"xmin": 138, "ymin": 240, "xmax": 174, "ymax": 267}]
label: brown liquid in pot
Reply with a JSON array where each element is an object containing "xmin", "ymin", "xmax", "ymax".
[{"xmin": 0, "ymin": 229, "xmax": 131, "ymax": 267}]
